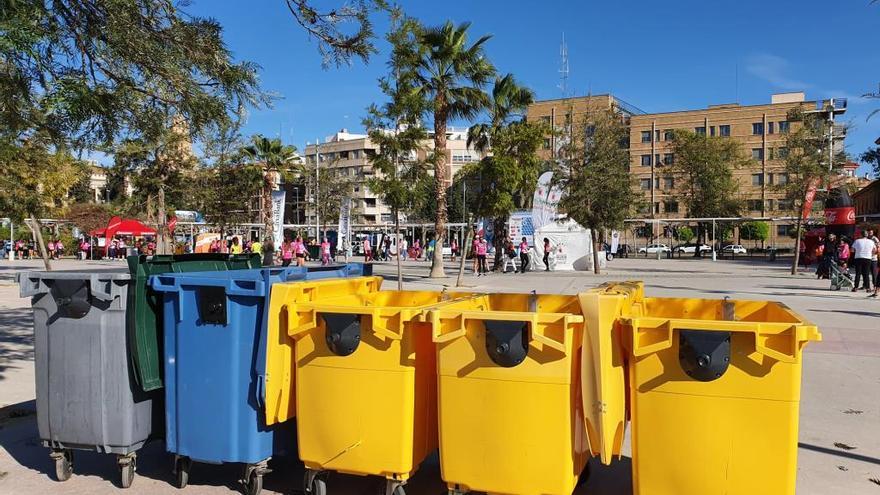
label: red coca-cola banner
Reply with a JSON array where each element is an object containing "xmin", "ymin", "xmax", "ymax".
[
  {"xmin": 824, "ymin": 207, "xmax": 855, "ymax": 225},
  {"xmin": 801, "ymin": 178, "xmax": 820, "ymax": 220}
]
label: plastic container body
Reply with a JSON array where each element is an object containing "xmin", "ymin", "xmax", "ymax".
[
  {"xmin": 266, "ymin": 277, "xmax": 474, "ymax": 484},
  {"xmin": 128, "ymin": 253, "xmax": 262, "ymax": 392},
  {"xmin": 19, "ymin": 271, "xmax": 153, "ymax": 454},
  {"xmin": 151, "ymin": 264, "xmax": 367, "ymax": 466},
  {"xmin": 622, "ymin": 296, "xmax": 821, "ymax": 495},
  {"xmin": 427, "ymin": 293, "xmax": 589, "ymax": 495}
]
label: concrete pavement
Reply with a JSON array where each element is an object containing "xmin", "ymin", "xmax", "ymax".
[{"xmin": 0, "ymin": 255, "xmax": 878, "ymax": 494}]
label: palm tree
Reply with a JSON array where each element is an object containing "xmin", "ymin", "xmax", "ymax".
[
  {"xmin": 412, "ymin": 21, "xmax": 495, "ymax": 277},
  {"xmin": 240, "ymin": 135, "xmax": 299, "ymax": 242},
  {"xmin": 467, "ymin": 73, "xmax": 535, "ymax": 153}
]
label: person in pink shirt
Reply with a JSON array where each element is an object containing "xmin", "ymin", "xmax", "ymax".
[
  {"xmin": 320, "ymin": 237, "xmax": 332, "ymax": 266},
  {"xmin": 518, "ymin": 237, "xmax": 530, "ymax": 273},
  {"xmin": 294, "ymin": 235, "xmax": 306, "ymax": 267},
  {"xmin": 363, "ymin": 237, "xmax": 372, "ymax": 263},
  {"xmin": 281, "ymin": 238, "xmax": 294, "ymax": 267},
  {"xmin": 475, "ymin": 235, "xmax": 489, "ymax": 276}
]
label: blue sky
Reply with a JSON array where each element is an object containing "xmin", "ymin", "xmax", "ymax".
[{"xmin": 188, "ymin": 0, "xmax": 880, "ymax": 176}]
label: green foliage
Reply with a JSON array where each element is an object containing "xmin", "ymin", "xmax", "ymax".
[
  {"xmin": 302, "ymin": 161, "xmax": 354, "ymax": 231},
  {"xmin": 861, "ymin": 147, "xmax": 880, "ymax": 178},
  {"xmin": 193, "ymin": 163, "xmax": 263, "ymax": 228},
  {"xmin": 284, "ymin": 0, "xmax": 395, "ymax": 67},
  {"xmin": 668, "ymin": 129, "xmax": 748, "ymax": 220},
  {"xmin": 739, "ymin": 221, "xmax": 770, "ymax": 242},
  {"xmin": 240, "ymin": 134, "xmax": 300, "ymax": 238},
  {"xmin": 554, "ymin": 108, "xmax": 641, "ymax": 235},
  {"xmin": 64, "ymin": 202, "xmax": 114, "ymax": 235},
  {"xmin": 677, "ymin": 226, "xmax": 695, "ymax": 242}
]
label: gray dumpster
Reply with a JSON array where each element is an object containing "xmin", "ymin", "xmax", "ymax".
[{"xmin": 18, "ymin": 271, "xmax": 153, "ymax": 488}]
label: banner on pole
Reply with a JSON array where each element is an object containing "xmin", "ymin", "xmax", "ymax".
[
  {"xmin": 801, "ymin": 178, "xmax": 820, "ymax": 220},
  {"xmin": 338, "ymin": 197, "xmax": 352, "ymax": 246},
  {"xmin": 271, "ymin": 190, "xmax": 286, "ymax": 248}
]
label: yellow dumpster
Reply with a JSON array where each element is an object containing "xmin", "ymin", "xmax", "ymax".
[
  {"xmin": 428, "ymin": 291, "xmax": 613, "ymax": 495},
  {"xmin": 266, "ymin": 276, "xmax": 479, "ymax": 495},
  {"xmin": 620, "ymin": 295, "xmax": 821, "ymax": 495}
]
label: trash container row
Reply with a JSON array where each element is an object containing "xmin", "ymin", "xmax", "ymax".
[{"xmin": 19, "ymin": 265, "xmax": 821, "ymax": 495}]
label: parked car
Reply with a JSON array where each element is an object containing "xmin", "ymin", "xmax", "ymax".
[
  {"xmin": 603, "ymin": 243, "xmax": 634, "ymax": 260},
  {"xmin": 722, "ymin": 244, "xmax": 747, "ymax": 255},
  {"xmin": 673, "ymin": 243, "xmax": 712, "ymax": 254},
  {"xmin": 638, "ymin": 244, "xmax": 672, "ymax": 255}
]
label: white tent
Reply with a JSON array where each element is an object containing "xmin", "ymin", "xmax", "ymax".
[{"xmin": 533, "ymin": 220, "xmax": 604, "ymax": 272}]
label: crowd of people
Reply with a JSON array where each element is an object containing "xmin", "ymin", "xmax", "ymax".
[{"xmin": 816, "ymin": 228, "xmax": 880, "ymax": 297}]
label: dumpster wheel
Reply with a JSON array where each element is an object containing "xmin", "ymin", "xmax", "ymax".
[
  {"xmin": 173, "ymin": 456, "xmax": 191, "ymax": 489},
  {"xmin": 51, "ymin": 449, "xmax": 73, "ymax": 482},
  {"xmin": 118, "ymin": 453, "xmax": 136, "ymax": 488},
  {"xmin": 384, "ymin": 479, "xmax": 406, "ymax": 495},
  {"xmin": 304, "ymin": 469, "xmax": 327, "ymax": 495},
  {"xmin": 243, "ymin": 462, "xmax": 268, "ymax": 495}
]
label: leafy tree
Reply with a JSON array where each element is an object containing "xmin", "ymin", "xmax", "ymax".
[
  {"xmin": 554, "ymin": 108, "xmax": 641, "ymax": 273},
  {"xmin": 739, "ymin": 221, "xmax": 770, "ymax": 248},
  {"xmin": 193, "ymin": 163, "xmax": 263, "ymax": 237},
  {"xmin": 777, "ymin": 107, "xmax": 843, "ymax": 273},
  {"xmin": 64, "ymin": 202, "xmax": 114, "ymax": 237},
  {"xmin": 405, "ymin": 20, "xmax": 495, "ymax": 277},
  {"xmin": 668, "ymin": 129, "xmax": 749, "ymax": 253},
  {"xmin": 861, "ymin": 147, "xmax": 880, "ymax": 178},
  {"xmin": 677, "ymin": 225, "xmax": 695, "ymax": 243},
  {"xmin": 240, "ymin": 135, "xmax": 301, "ymax": 241},
  {"xmin": 302, "ymin": 161, "xmax": 355, "ymax": 237},
  {"xmin": 364, "ymin": 16, "xmax": 431, "ymax": 288}
]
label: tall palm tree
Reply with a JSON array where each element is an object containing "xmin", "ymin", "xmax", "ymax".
[
  {"xmin": 240, "ymin": 135, "xmax": 299, "ymax": 242},
  {"xmin": 412, "ymin": 21, "xmax": 495, "ymax": 277},
  {"xmin": 467, "ymin": 73, "xmax": 535, "ymax": 153}
]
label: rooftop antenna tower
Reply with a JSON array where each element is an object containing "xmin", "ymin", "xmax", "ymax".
[{"xmin": 558, "ymin": 32, "xmax": 569, "ymax": 98}]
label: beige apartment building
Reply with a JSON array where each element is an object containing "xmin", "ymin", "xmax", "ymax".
[
  {"xmin": 528, "ymin": 92, "xmax": 847, "ymax": 238},
  {"xmin": 303, "ymin": 128, "xmax": 484, "ymax": 226}
]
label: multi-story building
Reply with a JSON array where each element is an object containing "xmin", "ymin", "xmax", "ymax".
[
  {"xmin": 302, "ymin": 128, "xmax": 484, "ymax": 226},
  {"xmin": 528, "ymin": 92, "xmax": 847, "ymax": 238}
]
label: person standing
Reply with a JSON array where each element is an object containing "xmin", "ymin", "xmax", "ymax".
[
  {"xmin": 294, "ymin": 235, "xmax": 306, "ymax": 266},
  {"xmin": 281, "ymin": 238, "xmax": 294, "ymax": 267},
  {"xmin": 851, "ymin": 231, "xmax": 876, "ymax": 293},
  {"xmin": 400, "ymin": 237, "xmax": 409, "ymax": 261},
  {"xmin": 543, "ymin": 237, "xmax": 552, "ymax": 271},
  {"xmin": 363, "ymin": 237, "xmax": 372, "ymax": 263},
  {"xmin": 251, "ymin": 238, "xmax": 262, "ymax": 256},
  {"xmin": 117, "ymin": 238, "xmax": 125, "ymax": 259},
  {"xmin": 502, "ymin": 237, "xmax": 517, "ymax": 273},
  {"xmin": 869, "ymin": 229, "xmax": 879, "ymax": 284},
  {"xmin": 426, "ymin": 236, "xmax": 436, "ymax": 262},
  {"xmin": 230, "ymin": 236, "xmax": 242, "ymax": 254},
  {"xmin": 320, "ymin": 237, "xmax": 332, "ymax": 266},
  {"xmin": 450, "ymin": 237, "xmax": 458, "ymax": 263},
  {"xmin": 518, "ymin": 237, "xmax": 530, "ymax": 273},
  {"xmin": 475, "ymin": 235, "xmax": 489, "ymax": 276},
  {"xmin": 55, "ymin": 238, "xmax": 64, "ymax": 259}
]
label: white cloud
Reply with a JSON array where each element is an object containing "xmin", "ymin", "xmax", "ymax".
[{"xmin": 745, "ymin": 54, "xmax": 811, "ymax": 91}]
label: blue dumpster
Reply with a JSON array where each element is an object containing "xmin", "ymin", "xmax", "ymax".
[{"xmin": 149, "ymin": 264, "xmax": 368, "ymax": 495}]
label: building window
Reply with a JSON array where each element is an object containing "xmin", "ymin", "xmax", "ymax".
[
  {"xmin": 543, "ymin": 138, "xmax": 551, "ymax": 149},
  {"xmin": 777, "ymin": 199, "xmax": 792, "ymax": 211},
  {"xmin": 654, "ymin": 202, "xmax": 661, "ymax": 214},
  {"xmin": 710, "ymin": 126, "xmax": 716, "ymax": 137},
  {"xmin": 380, "ymin": 213, "xmax": 393, "ymax": 222},
  {"xmin": 752, "ymin": 122, "xmax": 764, "ymax": 135},
  {"xmin": 751, "ymin": 173, "xmax": 764, "ymax": 186},
  {"xmin": 655, "ymin": 130, "xmax": 661, "ymax": 141},
  {"xmin": 364, "ymin": 198, "xmax": 377, "ymax": 208},
  {"xmin": 768, "ymin": 148, "xmax": 775, "ymax": 160},
  {"xmin": 641, "ymin": 154, "xmax": 652, "ymax": 166},
  {"xmin": 719, "ymin": 125, "xmax": 731, "ymax": 137},
  {"xmin": 747, "ymin": 199, "xmax": 763, "ymax": 211},
  {"xmin": 695, "ymin": 126, "xmax": 706, "ymax": 136},
  {"xmin": 768, "ymin": 122, "xmax": 775, "ymax": 134},
  {"xmin": 663, "ymin": 153, "xmax": 674, "ymax": 165},
  {"xmin": 664, "ymin": 201, "xmax": 679, "ymax": 213},
  {"xmin": 655, "ymin": 154, "xmax": 661, "ymax": 167},
  {"xmin": 640, "ymin": 178, "xmax": 651, "ymax": 190},
  {"xmin": 585, "ymin": 125, "xmax": 595, "ymax": 138},
  {"xmin": 777, "ymin": 147, "xmax": 789, "ymax": 158},
  {"xmin": 768, "ymin": 173, "xmax": 775, "ymax": 185},
  {"xmin": 655, "ymin": 177, "xmax": 661, "ymax": 189},
  {"xmin": 339, "ymin": 150, "xmax": 350, "ymax": 159},
  {"xmin": 765, "ymin": 199, "xmax": 775, "ymax": 211},
  {"xmin": 664, "ymin": 177, "xmax": 675, "ymax": 189},
  {"xmin": 564, "ymin": 112, "xmax": 572, "ymax": 124},
  {"xmin": 540, "ymin": 116, "xmax": 551, "ymax": 124},
  {"xmin": 452, "ymin": 153, "xmax": 477, "ymax": 163},
  {"xmin": 752, "ymin": 148, "xmax": 764, "ymax": 161},
  {"xmin": 776, "ymin": 173, "xmax": 789, "ymax": 185},
  {"xmin": 779, "ymin": 121, "xmax": 790, "ymax": 133},
  {"xmin": 663, "ymin": 129, "xmax": 674, "ymax": 141},
  {"xmin": 777, "ymin": 224, "xmax": 793, "ymax": 236},
  {"xmin": 641, "ymin": 131, "xmax": 651, "ymax": 143}
]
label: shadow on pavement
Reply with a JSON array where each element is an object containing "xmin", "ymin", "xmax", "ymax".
[
  {"xmin": 799, "ymin": 442, "xmax": 880, "ymax": 466},
  {"xmin": 0, "ymin": 306, "xmax": 33, "ymax": 382}
]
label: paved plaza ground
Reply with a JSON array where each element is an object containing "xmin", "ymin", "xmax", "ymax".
[{"xmin": 0, "ymin": 255, "xmax": 878, "ymax": 494}]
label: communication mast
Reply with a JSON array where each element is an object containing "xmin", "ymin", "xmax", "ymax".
[{"xmin": 558, "ymin": 33, "xmax": 569, "ymax": 98}]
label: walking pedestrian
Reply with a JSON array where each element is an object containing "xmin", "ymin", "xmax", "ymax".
[
  {"xmin": 321, "ymin": 237, "xmax": 332, "ymax": 266},
  {"xmin": 281, "ymin": 237, "xmax": 294, "ymax": 267},
  {"xmin": 450, "ymin": 237, "xmax": 458, "ymax": 263},
  {"xmin": 471, "ymin": 232, "xmax": 479, "ymax": 274},
  {"xmin": 502, "ymin": 237, "xmax": 517, "ymax": 273},
  {"xmin": 426, "ymin": 236, "xmax": 436, "ymax": 262},
  {"xmin": 851, "ymin": 231, "xmax": 876, "ymax": 293},
  {"xmin": 475, "ymin": 235, "xmax": 489, "ymax": 276},
  {"xmin": 294, "ymin": 236, "xmax": 306, "ymax": 266},
  {"xmin": 543, "ymin": 237, "xmax": 552, "ymax": 271},
  {"xmin": 400, "ymin": 237, "xmax": 408, "ymax": 261},
  {"xmin": 519, "ymin": 237, "xmax": 530, "ymax": 273}
]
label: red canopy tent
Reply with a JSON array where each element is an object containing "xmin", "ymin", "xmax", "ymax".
[{"xmin": 89, "ymin": 217, "xmax": 156, "ymax": 255}]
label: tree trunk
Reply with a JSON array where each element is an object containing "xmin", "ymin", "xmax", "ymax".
[
  {"xmin": 263, "ymin": 171, "xmax": 274, "ymax": 243},
  {"xmin": 492, "ymin": 216, "xmax": 505, "ymax": 272},
  {"xmin": 791, "ymin": 220, "xmax": 803, "ymax": 275},
  {"xmin": 157, "ymin": 186, "xmax": 169, "ymax": 254},
  {"xmin": 395, "ymin": 210, "xmax": 403, "ymax": 291},
  {"xmin": 456, "ymin": 214, "xmax": 475, "ymax": 287},
  {"xmin": 29, "ymin": 216, "xmax": 52, "ymax": 271},
  {"xmin": 591, "ymin": 228, "xmax": 601, "ymax": 275},
  {"xmin": 430, "ymin": 104, "xmax": 449, "ymax": 278}
]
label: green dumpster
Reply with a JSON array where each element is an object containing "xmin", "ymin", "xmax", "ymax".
[{"xmin": 127, "ymin": 254, "xmax": 261, "ymax": 392}]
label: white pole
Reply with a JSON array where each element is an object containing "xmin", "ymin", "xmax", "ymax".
[
  {"xmin": 712, "ymin": 219, "xmax": 717, "ymax": 261},
  {"xmin": 8, "ymin": 221, "xmax": 13, "ymax": 261},
  {"xmin": 315, "ymin": 138, "xmax": 320, "ymax": 240},
  {"xmin": 656, "ymin": 219, "xmax": 661, "ymax": 260}
]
